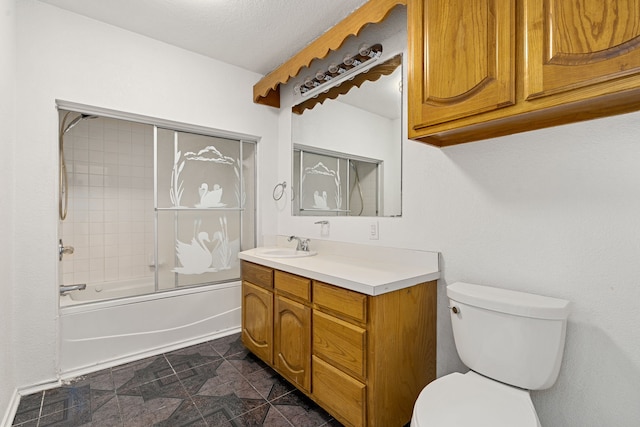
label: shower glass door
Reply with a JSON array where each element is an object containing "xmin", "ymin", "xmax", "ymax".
[
  {"xmin": 156, "ymin": 129, "xmax": 255, "ymax": 291},
  {"xmin": 59, "ymin": 111, "xmax": 255, "ymax": 305}
]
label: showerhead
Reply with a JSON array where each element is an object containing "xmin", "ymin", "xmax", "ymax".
[{"xmin": 63, "ymin": 113, "xmax": 98, "ymax": 134}]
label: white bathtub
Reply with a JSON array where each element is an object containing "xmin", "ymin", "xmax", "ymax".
[{"xmin": 58, "ymin": 280, "xmax": 241, "ymax": 377}]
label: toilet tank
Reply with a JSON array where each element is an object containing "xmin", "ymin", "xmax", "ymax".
[{"xmin": 447, "ymin": 282, "xmax": 570, "ymax": 390}]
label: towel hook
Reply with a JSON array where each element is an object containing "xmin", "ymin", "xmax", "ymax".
[{"xmin": 273, "ymin": 181, "xmax": 287, "ymax": 201}]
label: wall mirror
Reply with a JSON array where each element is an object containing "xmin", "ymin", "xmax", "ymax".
[{"xmin": 291, "ymin": 54, "xmax": 402, "ymax": 217}]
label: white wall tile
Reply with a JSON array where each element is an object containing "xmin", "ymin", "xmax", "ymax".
[{"xmin": 62, "ymin": 116, "xmax": 154, "ymax": 287}]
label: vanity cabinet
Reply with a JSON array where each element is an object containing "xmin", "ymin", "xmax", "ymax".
[
  {"xmin": 408, "ymin": 0, "xmax": 640, "ymax": 146},
  {"xmin": 241, "ymin": 260, "xmax": 437, "ymax": 427}
]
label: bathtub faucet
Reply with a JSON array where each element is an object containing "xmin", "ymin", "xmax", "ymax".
[
  {"xmin": 59, "ymin": 283, "xmax": 87, "ymax": 294},
  {"xmin": 288, "ymin": 235, "xmax": 310, "ymax": 251}
]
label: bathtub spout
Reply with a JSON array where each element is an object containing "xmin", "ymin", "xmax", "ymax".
[{"xmin": 59, "ymin": 283, "xmax": 87, "ymax": 294}]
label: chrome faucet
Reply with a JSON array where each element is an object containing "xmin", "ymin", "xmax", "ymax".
[{"xmin": 288, "ymin": 235, "xmax": 310, "ymax": 251}]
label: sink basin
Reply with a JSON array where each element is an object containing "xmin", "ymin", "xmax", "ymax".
[{"xmin": 256, "ymin": 248, "xmax": 317, "ymax": 258}]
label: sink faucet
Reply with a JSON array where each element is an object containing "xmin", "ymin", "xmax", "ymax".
[{"xmin": 288, "ymin": 235, "xmax": 310, "ymax": 251}]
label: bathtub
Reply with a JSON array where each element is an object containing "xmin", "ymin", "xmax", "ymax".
[
  {"xmin": 58, "ymin": 280, "xmax": 241, "ymax": 377},
  {"xmin": 60, "ymin": 277, "xmax": 156, "ymax": 305}
]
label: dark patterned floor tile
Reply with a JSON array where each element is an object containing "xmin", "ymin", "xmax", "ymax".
[
  {"xmin": 66, "ymin": 368, "xmax": 115, "ymax": 391},
  {"xmin": 152, "ymin": 399, "xmax": 208, "ymax": 427},
  {"xmin": 195, "ymin": 373, "xmax": 263, "ymax": 402},
  {"xmin": 119, "ymin": 374, "xmax": 191, "ymax": 403},
  {"xmin": 11, "ymin": 335, "xmax": 345, "ymax": 427},
  {"xmin": 271, "ymin": 390, "xmax": 333, "ymax": 427},
  {"xmin": 88, "ymin": 394, "xmax": 123, "ymax": 426},
  {"xmin": 117, "ymin": 393, "xmax": 187, "ymax": 426},
  {"xmin": 11, "ymin": 420, "xmax": 38, "ymax": 427},
  {"xmin": 229, "ymin": 403, "xmax": 293, "ymax": 427},
  {"xmin": 166, "ymin": 351, "xmax": 224, "ymax": 378},
  {"xmin": 175, "ymin": 359, "xmax": 227, "ymax": 396},
  {"xmin": 225, "ymin": 351, "xmax": 268, "ymax": 377},
  {"xmin": 243, "ymin": 367, "xmax": 295, "ymax": 402},
  {"xmin": 166, "ymin": 342, "xmax": 221, "ymax": 359},
  {"xmin": 196, "ymin": 404, "xmax": 236, "ymax": 426},
  {"xmin": 210, "ymin": 333, "xmax": 244, "ymax": 357},
  {"xmin": 191, "ymin": 394, "xmax": 265, "ymax": 422},
  {"xmin": 40, "ymin": 385, "xmax": 92, "ymax": 419},
  {"xmin": 113, "ymin": 355, "xmax": 175, "ymax": 392},
  {"xmin": 36, "ymin": 397, "xmax": 92, "ymax": 426},
  {"xmin": 89, "ymin": 389, "xmax": 117, "ymax": 413},
  {"xmin": 177, "ymin": 360, "xmax": 245, "ymax": 395},
  {"xmin": 12, "ymin": 392, "xmax": 42, "ymax": 425}
]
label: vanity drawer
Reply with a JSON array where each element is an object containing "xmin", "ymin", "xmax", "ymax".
[
  {"xmin": 313, "ymin": 310, "xmax": 366, "ymax": 380},
  {"xmin": 241, "ymin": 261, "xmax": 273, "ymax": 289},
  {"xmin": 313, "ymin": 281, "xmax": 367, "ymax": 323},
  {"xmin": 275, "ymin": 271, "xmax": 311, "ymax": 303},
  {"xmin": 312, "ymin": 355, "xmax": 366, "ymax": 427}
]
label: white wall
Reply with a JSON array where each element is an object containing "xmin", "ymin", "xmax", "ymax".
[
  {"xmin": 8, "ymin": 2, "xmax": 640, "ymax": 426},
  {"xmin": 278, "ymin": 43, "xmax": 640, "ymax": 427},
  {"xmin": 13, "ymin": 0, "xmax": 278, "ymax": 392},
  {"xmin": 0, "ymin": 0, "xmax": 17, "ymax": 422}
]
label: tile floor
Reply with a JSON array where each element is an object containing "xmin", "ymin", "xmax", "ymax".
[{"xmin": 11, "ymin": 333, "xmax": 344, "ymax": 426}]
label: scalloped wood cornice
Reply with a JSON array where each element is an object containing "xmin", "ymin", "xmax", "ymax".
[{"xmin": 253, "ymin": 0, "xmax": 407, "ymax": 108}]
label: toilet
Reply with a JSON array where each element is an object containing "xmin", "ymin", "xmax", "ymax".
[{"xmin": 411, "ymin": 282, "xmax": 570, "ymax": 427}]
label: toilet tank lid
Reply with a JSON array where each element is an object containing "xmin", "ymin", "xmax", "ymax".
[{"xmin": 447, "ymin": 282, "xmax": 570, "ymax": 320}]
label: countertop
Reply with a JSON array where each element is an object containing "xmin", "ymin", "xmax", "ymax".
[{"xmin": 239, "ymin": 243, "xmax": 440, "ymax": 296}]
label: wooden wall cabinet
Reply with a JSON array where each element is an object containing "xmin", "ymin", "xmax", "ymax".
[
  {"xmin": 408, "ymin": 0, "xmax": 640, "ymax": 146},
  {"xmin": 241, "ymin": 261, "xmax": 436, "ymax": 427}
]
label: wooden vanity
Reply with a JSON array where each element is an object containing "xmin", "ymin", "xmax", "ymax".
[{"xmin": 239, "ymin": 245, "xmax": 439, "ymax": 427}]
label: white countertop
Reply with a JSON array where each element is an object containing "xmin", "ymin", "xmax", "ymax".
[{"xmin": 239, "ymin": 242, "xmax": 440, "ymax": 296}]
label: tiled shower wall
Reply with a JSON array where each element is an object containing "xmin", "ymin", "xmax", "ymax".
[{"xmin": 60, "ymin": 115, "xmax": 155, "ymax": 287}]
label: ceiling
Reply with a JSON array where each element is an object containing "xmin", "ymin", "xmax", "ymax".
[{"xmin": 38, "ymin": 0, "xmax": 370, "ymax": 76}]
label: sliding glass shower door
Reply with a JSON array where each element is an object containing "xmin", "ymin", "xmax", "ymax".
[
  {"xmin": 155, "ymin": 128, "xmax": 255, "ymax": 291},
  {"xmin": 59, "ymin": 111, "xmax": 255, "ymax": 305}
]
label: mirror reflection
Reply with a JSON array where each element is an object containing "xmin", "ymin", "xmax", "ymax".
[{"xmin": 291, "ymin": 55, "xmax": 403, "ymax": 217}]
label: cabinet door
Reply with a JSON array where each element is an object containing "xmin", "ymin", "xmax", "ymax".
[
  {"xmin": 408, "ymin": 0, "xmax": 515, "ymax": 130},
  {"xmin": 524, "ymin": 0, "xmax": 640, "ymax": 100},
  {"xmin": 274, "ymin": 295, "xmax": 311, "ymax": 392},
  {"xmin": 242, "ymin": 281, "xmax": 273, "ymax": 364}
]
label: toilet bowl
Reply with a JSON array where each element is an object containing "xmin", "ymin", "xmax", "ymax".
[
  {"xmin": 411, "ymin": 282, "xmax": 570, "ymax": 427},
  {"xmin": 411, "ymin": 372, "xmax": 539, "ymax": 427}
]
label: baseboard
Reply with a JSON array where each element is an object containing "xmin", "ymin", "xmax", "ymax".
[
  {"xmin": 58, "ymin": 326, "xmax": 241, "ymax": 381},
  {"xmin": 2, "ymin": 378, "xmax": 65, "ymax": 427},
  {"xmin": 1, "ymin": 389, "xmax": 20, "ymax": 427}
]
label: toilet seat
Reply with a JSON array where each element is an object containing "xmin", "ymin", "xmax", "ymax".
[{"xmin": 411, "ymin": 371, "xmax": 540, "ymax": 427}]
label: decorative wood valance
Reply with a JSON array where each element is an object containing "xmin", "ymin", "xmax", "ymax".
[{"xmin": 252, "ymin": 0, "xmax": 407, "ymax": 108}]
